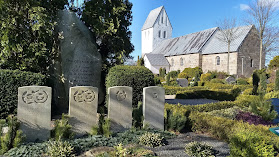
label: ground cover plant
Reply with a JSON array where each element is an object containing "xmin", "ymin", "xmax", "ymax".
[{"xmin": 185, "ymin": 141, "xmax": 215, "ymax": 157}]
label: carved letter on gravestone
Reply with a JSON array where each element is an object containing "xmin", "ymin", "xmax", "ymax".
[
  {"xmin": 17, "ymin": 86, "xmax": 51, "ymax": 142},
  {"xmin": 143, "ymin": 86, "xmax": 165, "ymax": 130},
  {"xmin": 108, "ymin": 86, "xmax": 132, "ymax": 132},
  {"xmin": 69, "ymin": 86, "xmax": 98, "ymax": 135}
]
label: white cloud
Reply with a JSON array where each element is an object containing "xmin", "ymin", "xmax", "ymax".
[{"xmin": 240, "ymin": 4, "xmax": 250, "ymax": 11}]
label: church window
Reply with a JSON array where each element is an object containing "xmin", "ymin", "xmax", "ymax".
[
  {"xmin": 216, "ymin": 56, "xmax": 220, "ymax": 65},
  {"xmin": 171, "ymin": 59, "xmax": 174, "ymax": 67},
  {"xmin": 163, "ymin": 31, "xmax": 167, "ymax": 38},
  {"xmin": 251, "ymin": 59, "xmax": 253, "ymax": 67},
  {"xmin": 180, "ymin": 58, "xmax": 184, "ymax": 66},
  {"xmin": 158, "ymin": 30, "xmax": 161, "ymax": 38},
  {"xmin": 161, "ymin": 13, "xmax": 164, "ymax": 23},
  {"xmin": 166, "ymin": 17, "xmax": 168, "ymax": 26}
]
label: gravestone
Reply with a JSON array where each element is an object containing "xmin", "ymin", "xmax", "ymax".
[
  {"xmin": 271, "ymin": 98, "xmax": 279, "ymax": 124},
  {"xmin": 51, "ymin": 10, "xmax": 104, "ymax": 113},
  {"xmin": 176, "ymin": 78, "xmax": 188, "ymax": 87},
  {"xmin": 17, "ymin": 86, "xmax": 51, "ymax": 142},
  {"xmin": 108, "ymin": 86, "xmax": 132, "ymax": 132},
  {"xmin": 143, "ymin": 86, "xmax": 165, "ymax": 130},
  {"xmin": 69, "ymin": 86, "xmax": 98, "ymax": 135},
  {"xmin": 225, "ymin": 76, "xmax": 236, "ymax": 84}
]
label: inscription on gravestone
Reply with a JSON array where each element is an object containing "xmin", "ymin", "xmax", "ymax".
[
  {"xmin": 17, "ymin": 86, "xmax": 51, "ymax": 142},
  {"xmin": 143, "ymin": 86, "xmax": 165, "ymax": 130},
  {"xmin": 108, "ymin": 86, "xmax": 132, "ymax": 132},
  {"xmin": 69, "ymin": 86, "xmax": 98, "ymax": 135}
]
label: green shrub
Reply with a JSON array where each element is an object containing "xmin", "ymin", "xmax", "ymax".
[
  {"xmin": 154, "ymin": 75, "xmax": 161, "ymax": 85},
  {"xmin": 229, "ymin": 126, "xmax": 275, "ymax": 157},
  {"xmin": 235, "ymin": 94, "xmax": 260, "ymax": 108},
  {"xmin": 106, "ymin": 65, "xmax": 155, "ymax": 107},
  {"xmin": 132, "ymin": 102, "xmax": 143, "ymax": 129},
  {"xmin": 46, "ymin": 139, "xmax": 74, "ymax": 157},
  {"xmin": 265, "ymin": 91, "xmax": 279, "ymax": 99},
  {"xmin": 182, "ymin": 67, "xmax": 203, "ymax": 79},
  {"xmin": 168, "ymin": 71, "xmax": 179, "ymax": 79},
  {"xmin": 259, "ymin": 72, "xmax": 267, "ymax": 95},
  {"xmin": 249, "ymin": 98, "xmax": 278, "ymax": 121},
  {"xmin": 276, "ymin": 70, "xmax": 279, "ymax": 91},
  {"xmin": 166, "ymin": 74, "xmax": 170, "ymax": 86},
  {"xmin": 204, "ymin": 82, "xmax": 233, "ymax": 89},
  {"xmin": 206, "ymin": 106, "xmax": 241, "ymax": 120},
  {"xmin": 178, "ymin": 72, "xmax": 187, "ymax": 78},
  {"xmin": 200, "ymin": 73, "xmax": 212, "ymax": 82},
  {"xmin": 242, "ymin": 88, "xmax": 253, "ymax": 95},
  {"xmin": 0, "ymin": 115, "xmax": 25, "ymax": 155},
  {"xmin": 185, "ymin": 141, "xmax": 215, "ymax": 157},
  {"xmin": 0, "ymin": 69, "xmax": 46, "ymax": 119},
  {"xmin": 165, "ymin": 109, "xmax": 189, "ymax": 132},
  {"xmin": 51, "ymin": 114, "xmax": 74, "ymax": 140},
  {"xmin": 210, "ymin": 78, "xmax": 225, "ymax": 84},
  {"xmin": 176, "ymin": 88, "xmax": 241, "ymax": 101},
  {"xmin": 139, "ymin": 132, "xmax": 164, "ymax": 148},
  {"xmin": 163, "ymin": 85, "xmax": 208, "ymax": 95},
  {"xmin": 91, "ymin": 115, "xmax": 111, "ymax": 138},
  {"xmin": 113, "ymin": 143, "xmax": 129, "ymax": 156},
  {"xmin": 237, "ymin": 78, "xmax": 249, "ymax": 85},
  {"xmin": 208, "ymin": 70, "xmax": 228, "ymax": 79}
]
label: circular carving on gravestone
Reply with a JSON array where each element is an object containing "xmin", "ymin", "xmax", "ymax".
[
  {"xmin": 22, "ymin": 90, "xmax": 48, "ymax": 104},
  {"xmin": 116, "ymin": 90, "xmax": 127, "ymax": 101},
  {"xmin": 73, "ymin": 90, "xmax": 95, "ymax": 103},
  {"xmin": 153, "ymin": 93, "xmax": 158, "ymax": 99}
]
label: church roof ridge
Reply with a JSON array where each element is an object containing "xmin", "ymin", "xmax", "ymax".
[{"xmin": 142, "ymin": 6, "xmax": 164, "ymax": 31}]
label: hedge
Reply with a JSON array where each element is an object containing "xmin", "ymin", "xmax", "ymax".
[
  {"xmin": 0, "ymin": 69, "xmax": 46, "ymax": 119},
  {"xmin": 106, "ymin": 65, "xmax": 155, "ymax": 107},
  {"xmin": 163, "ymin": 85, "xmax": 209, "ymax": 95},
  {"xmin": 175, "ymin": 88, "xmax": 241, "ymax": 101}
]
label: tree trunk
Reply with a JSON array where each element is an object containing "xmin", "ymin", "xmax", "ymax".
[{"xmin": 259, "ymin": 38, "xmax": 263, "ymax": 69}]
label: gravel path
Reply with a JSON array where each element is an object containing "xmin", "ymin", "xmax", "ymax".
[
  {"xmin": 150, "ymin": 132, "xmax": 230, "ymax": 157},
  {"xmin": 165, "ymin": 99, "xmax": 219, "ymax": 105}
]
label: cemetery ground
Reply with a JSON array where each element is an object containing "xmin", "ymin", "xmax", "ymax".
[{"xmin": 1, "ymin": 66, "xmax": 279, "ymax": 157}]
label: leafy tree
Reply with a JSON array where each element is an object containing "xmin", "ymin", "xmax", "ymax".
[
  {"xmin": 268, "ymin": 55, "xmax": 279, "ymax": 70},
  {"xmin": 137, "ymin": 56, "xmax": 144, "ymax": 66},
  {"xmin": 81, "ymin": 0, "xmax": 134, "ymax": 73},
  {"xmin": 0, "ymin": 0, "xmax": 67, "ymax": 74}
]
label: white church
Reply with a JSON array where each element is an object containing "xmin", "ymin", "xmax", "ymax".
[{"xmin": 142, "ymin": 6, "xmax": 263, "ymax": 78}]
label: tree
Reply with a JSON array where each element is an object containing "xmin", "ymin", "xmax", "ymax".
[
  {"xmin": 81, "ymin": 0, "xmax": 134, "ymax": 73},
  {"xmin": 0, "ymin": 0, "xmax": 67, "ymax": 74},
  {"xmin": 137, "ymin": 56, "xmax": 144, "ymax": 66},
  {"xmin": 268, "ymin": 55, "xmax": 279, "ymax": 70},
  {"xmin": 216, "ymin": 18, "xmax": 240, "ymax": 74},
  {"xmin": 245, "ymin": 0, "xmax": 279, "ymax": 69}
]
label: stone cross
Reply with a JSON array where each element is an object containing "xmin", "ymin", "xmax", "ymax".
[
  {"xmin": 143, "ymin": 86, "xmax": 165, "ymax": 130},
  {"xmin": 17, "ymin": 86, "xmax": 51, "ymax": 142},
  {"xmin": 108, "ymin": 86, "xmax": 132, "ymax": 132},
  {"xmin": 69, "ymin": 86, "xmax": 98, "ymax": 135}
]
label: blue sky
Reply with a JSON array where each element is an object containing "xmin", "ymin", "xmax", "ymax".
[{"xmin": 129, "ymin": 0, "xmax": 253, "ymax": 60}]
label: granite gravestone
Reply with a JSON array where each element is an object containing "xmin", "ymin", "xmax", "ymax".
[
  {"xmin": 108, "ymin": 86, "xmax": 132, "ymax": 132},
  {"xmin": 69, "ymin": 86, "xmax": 98, "ymax": 135},
  {"xmin": 271, "ymin": 98, "xmax": 279, "ymax": 124},
  {"xmin": 176, "ymin": 78, "xmax": 188, "ymax": 87},
  {"xmin": 17, "ymin": 86, "xmax": 51, "ymax": 142},
  {"xmin": 143, "ymin": 86, "xmax": 165, "ymax": 130},
  {"xmin": 226, "ymin": 76, "xmax": 236, "ymax": 84},
  {"xmin": 52, "ymin": 10, "xmax": 103, "ymax": 112}
]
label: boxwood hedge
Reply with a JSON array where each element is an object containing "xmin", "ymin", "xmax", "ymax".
[{"xmin": 0, "ymin": 69, "xmax": 46, "ymax": 119}]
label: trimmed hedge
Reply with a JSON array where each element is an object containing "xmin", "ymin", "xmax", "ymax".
[
  {"xmin": 106, "ymin": 65, "xmax": 155, "ymax": 107},
  {"xmin": 175, "ymin": 88, "xmax": 241, "ymax": 101},
  {"xmin": 163, "ymin": 85, "xmax": 209, "ymax": 95},
  {"xmin": 0, "ymin": 69, "xmax": 46, "ymax": 119}
]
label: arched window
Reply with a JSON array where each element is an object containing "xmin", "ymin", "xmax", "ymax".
[
  {"xmin": 180, "ymin": 58, "xmax": 184, "ymax": 66},
  {"xmin": 171, "ymin": 59, "xmax": 174, "ymax": 67},
  {"xmin": 251, "ymin": 59, "xmax": 253, "ymax": 67},
  {"xmin": 158, "ymin": 30, "xmax": 161, "ymax": 38},
  {"xmin": 163, "ymin": 31, "xmax": 167, "ymax": 38},
  {"xmin": 216, "ymin": 56, "xmax": 220, "ymax": 65}
]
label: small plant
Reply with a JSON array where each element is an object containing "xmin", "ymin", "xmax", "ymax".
[
  {"xmin": 46, "ymin": 139, "xmax": 74, "ymax": 157},
  {"xmin": 91, "ymin": 114, "xmax": 111, "ymax": 138},
  {"xmin": 166, "ymin": 74, "xmax": 170, "ymax": 85},
  {"xmin": 51, "ymin": 114, "xmax": 74, "ymax": 140},
  {"xmin": 113, "ymin": 143, "xmax": 129, "ymax": 157},
  {"xmin": 249, "ymin": 97, "xmax": 278, "ymax": 121},
  {"xmin": 252, "ymin": 71, "xmax": 260, "ymax": 95},
  {"xmin": 184, "ymin": 141, "xmax": 215, "ymax": 157},
  {"xmin": 0, "ymin": 115, "xmax": 25, "ymax": 155},
  {"xmin": 139, "ymin": 132, "xmax": 164, "ymax": 148}
]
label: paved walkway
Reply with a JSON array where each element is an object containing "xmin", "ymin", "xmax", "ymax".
[{"xmin": 150, "ymin": 132, "xmax": 230, "ymax": 157}]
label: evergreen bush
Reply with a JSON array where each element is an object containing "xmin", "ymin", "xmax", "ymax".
[
  {"xmin": 139, "ymin": 132, "xmax": 164, "ymax": 148},
  {"xmin": 200, "ymin": 73, "xmax": 212, "ymax": 82},
  {"xmin": 0, "ymin": 69, "xmax": 46, "ymax": 119},
  {"xmin": 236, "ymin": 78, "xmax": 249, "ymax": 85},
  {"xmin": 106, "ymin": 65, "xmax": 155, "ymax": 107},
  {"xmin": 168, "ymin": 71, "xmax": 179, "ymax": 79},
  {"xmin": 185, "ymin": 141, "xmax": 215, "ymax": 157},
  {"xmin": 182, "ymin": 67, "xmax": 203, "ymax": 79},
  {"xmin": 249, "ymin": 98, "xmax": 278, "ymax": 121},
  {"xmin": 276, "ymin": 70, "xmax": 279, "ymax": 91},
  {"xmin": 46, "ymin": 139, "xmax": 74, "ymax": 157},
  {"xmin": 178, "ymin": 72, "xmax": 187, "ymax": 78},
  {"xmin": 259, "ymin": 72, "xmax": 267, "ymax": 95},
  {"xmin": 51, "ymin": 114, "xmax": 74, "ymax": 140}
]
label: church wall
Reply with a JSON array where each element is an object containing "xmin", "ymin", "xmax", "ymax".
[
  {"xmin": 141, "ymin": 28, "xmax": 154, "ymax": 57},
  {"xmin": 144, "ymin": 55, "xmax": 169, "ymax": 74},
  {"xmin": 166, "ymin": 53, "xmax": 200, "ymax": 72},
  {"xmin": 202, "ymin": 52, "xmax": 238, "ymax": 75},
  {"xmin": 237, "ymin": 27, "xmax": 261, "ymax": 78}
]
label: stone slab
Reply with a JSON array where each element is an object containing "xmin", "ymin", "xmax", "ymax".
[
  {"xmin": 108, "ymin": 86, "xmax": 132, "ymax": 132},
  {"xmin": 69, "ymin": 86, "xmax": 98, "ymax": 135},
  {"xmin": 176, "ymin": 78, "xmax": 188, "ymax": 87},
  {"xmin": 225, "ymin": 76, "xmax": 236, "ymax": 84},
  {"xmin": 143, "ymin": 86, "xmax": 165, "ymax": 130},
  {"xmin": 17, "ymin": 86, "xmax": 51, "ymax": 142}
]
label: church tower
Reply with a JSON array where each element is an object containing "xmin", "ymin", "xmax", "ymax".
[{"xmin": 141, "ymin": 6, "xmax": 172, "ymax": 57}]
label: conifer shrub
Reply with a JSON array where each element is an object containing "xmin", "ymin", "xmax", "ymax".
[
  {"xmin": 91, "ymin": 114, "xmax": 111, "ymax": 138},
  {"xmin": 106, "ymin": 65, "xmax": 155, "ymax": 107},
  {"xmin": 178, "ymin": 72, "xmax": 187, "ymax": 78},
  {"xmin": 46, "ymin": 139, "xmax": 74, "ymax": 157},
  {"xmin": 249, "ymin": 98, "xmax": 278, "ymax": 121},
  {"xmin": 132, "ymin": 102, "xmax": 143, "ymax": 129},
  {"xmin": 276, "ymin": 70, "xmax": 279, "ymax": 91},
  {"xmin": 166, "ymin": 74, "xmax": 171, "ymax": 86},
  {"xmin": 182, "ymin": 67, "xmax": 203, "ymax": 79},
  {"xmin": 185, "ymin": 141, "xmax": 215, "ymax": 157},
  {"xmin": 0, "ymin": 69, "xmax": 46, "ymax": 119},
  {"xmin": 265, "ymin": 91, "xmax": 279, "ymax": 99},
  {"xmin": 168, "ymin": 70, "xmax": 179, "ymax": 79},
  {"xmin": 139, "ymin": 132, "xmax": 164, "ymax": 148},
  {"xmin": 259, "ymin": 72, "xmax": 267, "ymax": 95},
  {"xmin": 236, "ymin": 78, "xmax": 249, "ymax": 85},
  {"xmin": 200, "ymin": 73, "xmax": 213, "ymax": 82},
  {"xmin": 51, "ymin": 114, "xmax": 74, "ymax": 140},
  {"xmin": 165, "ymin": 109, "xmax": 189, "ymax": 132},
  {"xmin": 153, "ymin": 75, "xmax": 161, "ymax": 85}
]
